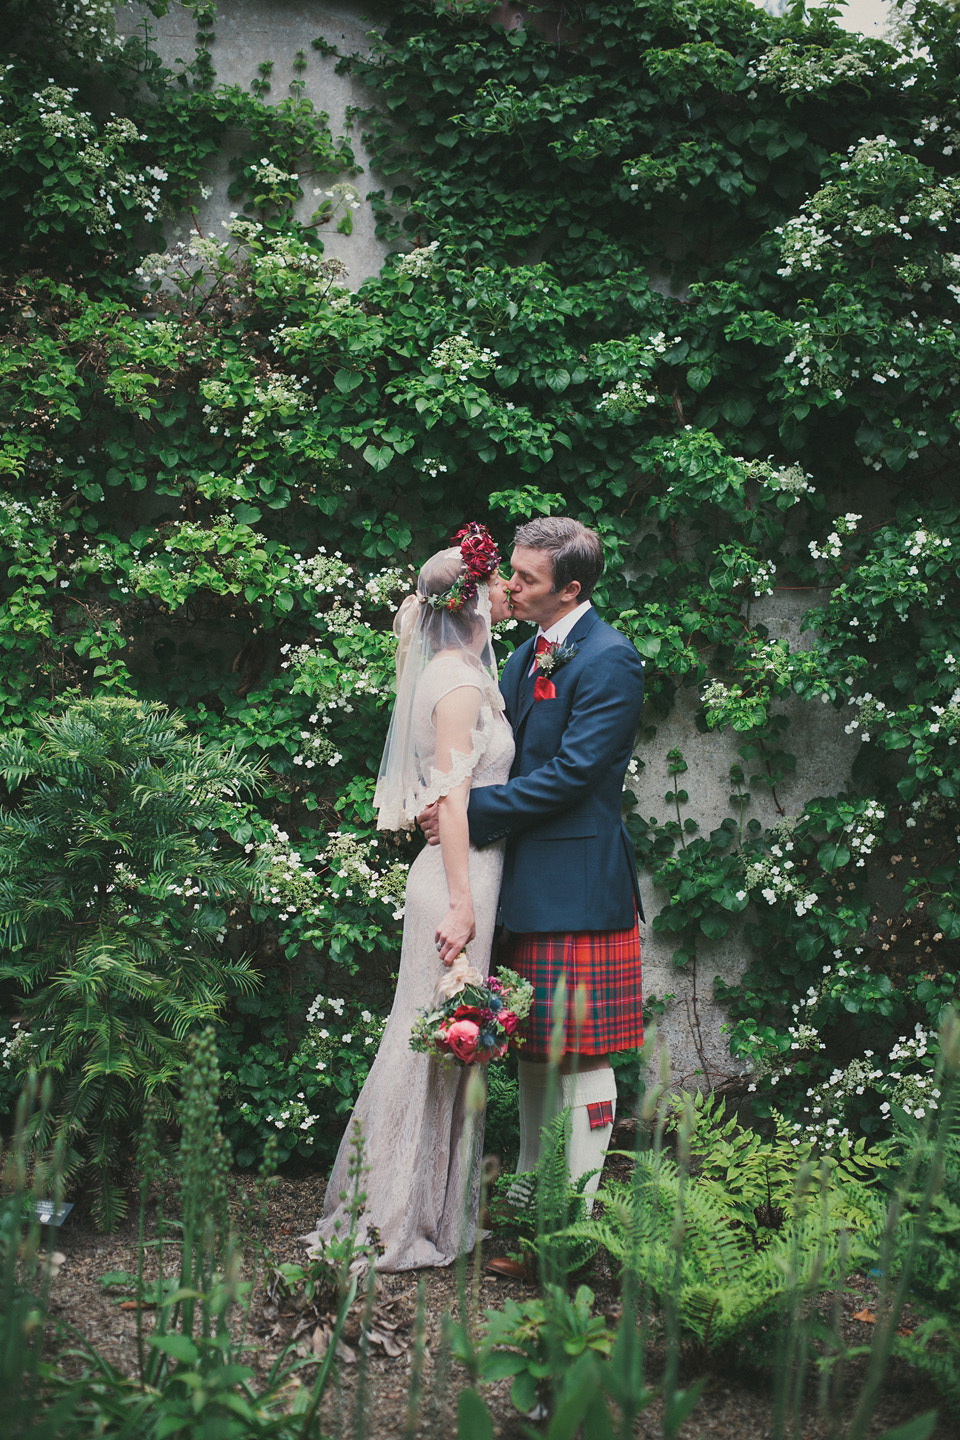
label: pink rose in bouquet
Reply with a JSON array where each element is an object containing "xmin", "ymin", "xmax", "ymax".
[
  {"xmin": 446, "ymin": 1018, "xmax": 481, "ymax": 1064},
  {"xmin": 410, "ymin": 960, "xmax": 534, "ymax": 1066}
]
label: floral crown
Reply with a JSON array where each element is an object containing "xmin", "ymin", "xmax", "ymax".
[{"xmin": 424, "ymin": 523, "xmax": 501, "ymax": 613}]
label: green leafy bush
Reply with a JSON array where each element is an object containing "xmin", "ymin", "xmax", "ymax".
[{"xmin": 0, "ymin": 697, "xmax": 262, "ymax": 1224}]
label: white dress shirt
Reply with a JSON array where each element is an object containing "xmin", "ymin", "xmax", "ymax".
[{"xmin": 528, "ymin": 600, "xmax": 593, "ymax": 673}]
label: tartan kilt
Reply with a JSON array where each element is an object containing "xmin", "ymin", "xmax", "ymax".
[{"xmin": 501, "ymin": 921, "xmax": 643, "ymax": 1059}]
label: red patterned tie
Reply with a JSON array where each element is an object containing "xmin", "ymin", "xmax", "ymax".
[{"xmin": 533, "ymin": 636, "xmax": 555, "ymax": 700}]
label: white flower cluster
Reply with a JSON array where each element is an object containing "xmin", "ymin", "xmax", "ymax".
[
  {"xmin": 294, "ymin": 994, "xmax": 386, "ymax": 1106},
  {"xmin": 257, "ymin": 1094, "xmax": 317, "ymax": 1134},
  {"xmin": 306, "ymin": 991, "xmax": 346, "ymax": 1024},
  {"xmin": 240, "ymin": 375, "xmax": 309, "ymax": 437},
  {"xmin": 774, "ymin": 135, "xmax": 960, "ymax": 282},
  {"xmin": 759, "ymin": 956, "xmax": 945, "ymax": 1146},
  {"xmin": 363, "ymin": 567, "xmax": 411, "ymax": 608},
  {"xmin": 292, "ymin": 725, "xmax": 341, "ymax": 771},
  {"xmin": 808, "ymin": 512, "xmax": 861, "ymax": 561},
  {"xmin": 915, "ymin": 113, "xmax": 960, "ymax": 155},
  {"xmin": 37, "ymin": 0, "xmax": 125, "ymax": 61},
  {"xmin": 419, "ymin": 459, "xmax": 449, "ymax": 478},
  {"xmin": 0, "ymin": 493, "xmax": 56, "ymax": 550},
  {"xmin": 741, "ymin": 457, "xmax": 816, "ymax": 501},
  {"xmin": 1, "ymin": 1020, "xmax": 26, "ymax": 1070},
  {"xmin": 199, "ymin": 371, "xmax": 308, "ymax": 438},
  {"xmin": 428, "ymin": 333, "xmax": 499, "ymax": 378},
  {"xmin": 844, "ymin": 691, "xmax": 894, "ymax": 742},
  {"xmin": 395, "ymin": 241, "xmax": 440, "ymax": 278},
  {"xmin": 787, "ymin": 1025, "xmax": 940, "ymax": 1148},
  {"xmin": 250, "ymin": 157, "xmax": 298, "ymax": 190},
  {"xmin": 748, "ymin": 43, "xmax": 874, "ymax": 95},
  {"xmin": 251, "ymin": 239, "xmax": 346, "ymax": 285},
  {"xmin": 881, "ymin": 1026, "xmax": 941, "ymax": 1120},
  {"xmin": 282, "ymin": 555, "xmax": 407, "ymax": 654},
  {"xmin": 702, "ymin": 679, "xmax": 733, "ymax": 711},
  {"xmin": 0, "ymin": 1021, "xmax": 54, "ymax": 1072},
  {"xmin": 843, "ymin": 798, "xmax": 886, "ymax": 866},
  {"xmin": 313, "ymin": 182, "xmax": 362, "ymax": 214},
  {"xmin": 741, "ymin": 827, "xmax": 817, "ymax": 918},
  {"xmin": 324, "ymin": 830, "xmax": 409, "ymax": 920},
  {"xmin": 622, "ymin": 153, "xmax": 680, "ymax": 199},
  {"xmin": 928, "ymin": 687, "xmax": 960, "ymax": 748},
  {"xmin": 248, "ymin": 823, "xmax": 324, "ymax": 926},
  {"xmin": 723, "ymin": 550, "xmax": 778, "ymax": 598},
  {"xmin": 774, "ymin": 215, "xmax": 837, "ymax": 279},
  {"xmin": 905, "ymin": 524, "xmax": 953, "ymax": 561},
  {"xmin": 701, "ymin": 641, "xmax": 792, "ymax": 725},
  {"xmin": 597, "ymin": 379, "xmax": 657, "ymax": 415},
  {"xmin": 12, "ymin": 84, "xmax": 161, "ymax": 232},
  {"xmin": 792, "ymin": 1055, "xmax": 882, "ymax": 1149}
]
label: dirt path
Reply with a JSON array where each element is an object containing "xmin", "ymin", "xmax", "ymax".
[{"xmin": 42, "ymin": 1171, "xmax": 951, "ymax": 1439}]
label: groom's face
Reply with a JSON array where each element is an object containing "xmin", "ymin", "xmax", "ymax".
[{"xmin": 507, "ymin": 545, "xmax": 580, "ymax": 629}]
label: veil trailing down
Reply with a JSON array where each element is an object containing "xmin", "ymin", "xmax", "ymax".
[{"xmin": 302, "ymin": 529, "xmax": 514, "ymax": 1271}]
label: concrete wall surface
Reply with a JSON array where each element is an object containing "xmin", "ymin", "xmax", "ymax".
[
  {"xmin": 119, "ymin": 1, "xmax": 392, "ymax": 283},
  {"xmin": 117, "ymin": 1, "xmax": 857, "ymax": 1086}
]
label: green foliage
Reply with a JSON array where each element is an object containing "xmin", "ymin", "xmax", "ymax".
[
  {"xmin": 48, "ymin": 1028, "xmax": 358, "ymax": 1440},
  {"xmin": 0, "ymin": 1074, "xmax": 77, "ymax": 1440},
  {"xmin": 484, "ymin": 1058, "xmax": 520, "ymax": 1168},
  {"xmin": 477, "ymin": 1283, "xmax": 617, "ymax": 1416},
  {"xmin": 217, "ymin": 988, "xmax": 386, "ymax": 1167},
  {"xmin": 1, "ymin": 0, "xmax": 960, "ymax": 1159},
  {"xmin": 0, "ymin": 697, "xmax": 262, "ymax": 1224},
  {"xmin": 590, "ymin": 1147, "xmax": 877, "ymax": 1351}
]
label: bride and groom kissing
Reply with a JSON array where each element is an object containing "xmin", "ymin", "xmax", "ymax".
[{"xmin": 304, "ymin": 515, "xmax": 645, "ymax": 1273}]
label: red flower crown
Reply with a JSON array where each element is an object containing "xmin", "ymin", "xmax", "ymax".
[{"xmin": 425, "ymin": 522, "xmax": 501, "ymax": 613}]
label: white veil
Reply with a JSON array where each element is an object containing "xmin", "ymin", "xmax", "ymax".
[{"xmin": 374, "ymin": 546, "xmax": 500, "ymax": 831}]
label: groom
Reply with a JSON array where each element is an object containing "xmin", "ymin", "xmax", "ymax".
[{"xmin": 431, "ymin": 516, "xmax": 645, "ymax": 1210}]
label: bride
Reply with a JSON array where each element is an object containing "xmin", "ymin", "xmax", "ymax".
[{"xmin": 304, "ymin": 525, "xmax": 513, "ymax": 1271}]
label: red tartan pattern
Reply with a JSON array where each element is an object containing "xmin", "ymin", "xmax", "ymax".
[
  {"xmin": 587, "ymin": 1100, "xmax": 615, "ymax": 1131},
  {"xmin": 504, "ymin": 923, "xmax": 643, "ymax": 1059}
]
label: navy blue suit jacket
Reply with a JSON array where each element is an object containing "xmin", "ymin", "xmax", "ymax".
[{"xmin": 468, "ymin": 607, "xmax": 644, "ymax": 933}]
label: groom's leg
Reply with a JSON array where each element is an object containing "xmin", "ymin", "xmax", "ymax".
[{"xmin": 558, "ymin": 1055, "xmax": 617, "ymax": 1212}]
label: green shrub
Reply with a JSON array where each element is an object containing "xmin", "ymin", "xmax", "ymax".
[{"xmin": 0, "ymin": 696, "xmax": 263, "ymax": 1224}]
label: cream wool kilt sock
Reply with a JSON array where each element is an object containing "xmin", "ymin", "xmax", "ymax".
[{"xmin": 559, "ymin": 1065, "xmax": 618, "ymax": 1207}]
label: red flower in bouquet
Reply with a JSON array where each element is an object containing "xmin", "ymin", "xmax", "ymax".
[{"xmin": 410, "ymin": 956, "xmax": 534, "ymax": 1067}]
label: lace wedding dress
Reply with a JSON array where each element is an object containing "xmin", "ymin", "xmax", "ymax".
[{"xmin": 304, "ymin": 653, "xmax": 514, "ymax": 1271}]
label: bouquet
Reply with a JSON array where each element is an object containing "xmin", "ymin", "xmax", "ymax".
[{"xmin": 410, "ymin": 955, "xmax": 533, "ymax": 1067}]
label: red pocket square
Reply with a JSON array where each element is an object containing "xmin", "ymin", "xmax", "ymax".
[{"xmin": 533, "ymin": 676, "xmax": 556, "ymax": 701}]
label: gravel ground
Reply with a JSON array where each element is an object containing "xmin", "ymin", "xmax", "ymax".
[{"xmin": 41, "ymin": 1160, "xmax": 953, "ymax": 1440}]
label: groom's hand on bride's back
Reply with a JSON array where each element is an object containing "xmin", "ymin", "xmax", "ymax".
[{"xmin": 418, "ymin": 801, "xmax": 440, "ymax": 844}]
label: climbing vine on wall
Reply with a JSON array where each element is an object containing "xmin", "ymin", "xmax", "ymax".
[{"xmin": 0, "ymin": 0, "xmax": 959, "ymax": 1152}]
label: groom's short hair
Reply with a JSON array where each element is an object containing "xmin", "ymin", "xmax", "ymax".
[{"xmin": 513, "ymin": 517, "xmax": 604, "ymax": 600}]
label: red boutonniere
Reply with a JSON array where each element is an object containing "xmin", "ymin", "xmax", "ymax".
[{"xmin": 533, "ymin": 639, "xmax": 577, "ymax": 701}]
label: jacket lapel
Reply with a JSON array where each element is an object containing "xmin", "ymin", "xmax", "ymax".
[{"xmin": 505, "ymin": 635, "xmax": 536, "ymax": 725}]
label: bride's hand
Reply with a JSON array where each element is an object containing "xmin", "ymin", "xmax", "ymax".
[{"xmin": 435, "ymin": 899, "xmax": 475, "ymax": 967}]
